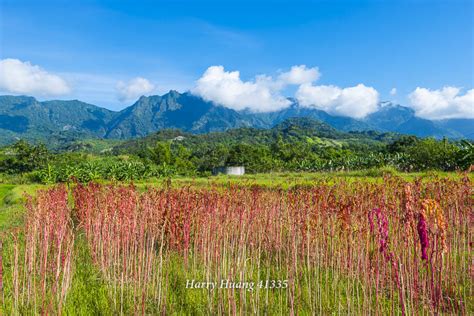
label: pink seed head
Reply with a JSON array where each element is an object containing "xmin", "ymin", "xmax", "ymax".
[{"xmin": 417, "ymin": 213, "xmax": 429, "ymax": 261}]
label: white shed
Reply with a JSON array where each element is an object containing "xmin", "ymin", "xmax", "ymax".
[{"xmin": 212, "ymin": 166, "xmax": 245, "ymax": 176}]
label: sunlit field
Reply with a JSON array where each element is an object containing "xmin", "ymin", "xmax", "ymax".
[{"xmin": 0, "ymin": 172, "xmax": 472, "ymax": 314}]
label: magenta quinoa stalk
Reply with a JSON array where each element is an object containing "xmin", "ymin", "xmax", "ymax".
[{"xmin": 417, "ymin": 213, "xmax": 429, "ymax": 261}]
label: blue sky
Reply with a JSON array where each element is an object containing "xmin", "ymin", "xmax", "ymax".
[{"xmin": 0, "ymin": 0, "xmax": 472, "ymax": 118}]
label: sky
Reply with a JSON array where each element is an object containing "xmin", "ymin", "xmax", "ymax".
[{"xmin": 0, "ymin": 0, "xmax": 472, "ymax": 119}]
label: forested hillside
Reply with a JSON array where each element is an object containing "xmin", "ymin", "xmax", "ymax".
[
  {"xmin": 1, "ymin": 92, "xmax": 472, "ymax": 146},
  {"xmin": 1, "ymin": 118, "xmax": 472, "ymax": 184}
]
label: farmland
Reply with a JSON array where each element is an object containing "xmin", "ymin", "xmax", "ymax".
[
  {"xmin": 1, "ymin": 0, "xmax": 473, "ymax": 313},
  {"xmin": 0, "ymin": 172, "xmax": 472, "ymax": 314}
]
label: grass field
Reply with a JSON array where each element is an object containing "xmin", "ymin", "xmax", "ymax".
[{"xmin": 0, "ymin": 171, "xmax": 472, "ymax": 314}]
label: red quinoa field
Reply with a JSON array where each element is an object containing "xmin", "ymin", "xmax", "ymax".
[{"xmin": 2, "ymin": 175, "xmax": 472, "ymax": 314}]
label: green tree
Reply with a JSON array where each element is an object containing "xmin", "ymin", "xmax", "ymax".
[
  {"xmin": 456, "ymin": 140, "xmax": 474, "ymax": 170},
  {"xmin": 404, "ymin": 138, "xmax": 459, "ymax": 171},
  {"xmin": 387, "ymin": 136, "xmax": 419, "ymax": 153},
  {"xmin": 0, "ymin": 140, "xmax": 50, "ymax": 173},
  {"xmin": 227, "ymin": 143, "xmax": 274, "ymax": 173},
  {"xmin": 172, "ymin": 144, "xmax": 196, "ymax": 174},
  {"xmin": 149, "ymin": 141, "xmax": 172, "ymax": 165}
]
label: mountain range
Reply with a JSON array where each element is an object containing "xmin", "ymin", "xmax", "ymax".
[{"xmin": 0, "ymin": 91, "xmax": 472, "ymax": 146}]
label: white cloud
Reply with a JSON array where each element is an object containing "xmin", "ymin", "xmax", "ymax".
[
  {"xmin": 191, "ymin": 65, "xmax": 379, "ymax": 118},
  {"xmin": 116, "ymin": 77, "xmax": 155, "ymax": 102},
  {"xmin": 192, "ymin": 65, "xmax": 291, "ymax": 112},
  {"xmin": 408, "ymin": 86, "xmax": 474, "ymax": 120},
  {"xmin": 278, "ymin": 65, "xmax": 320, "ymax": 85},
  {"xmin": 0, "ymin": 58, "xmax": 71, "ymax": 96},
  {"xmin": 390, "ymin": 88, "xmax": 397, "ymax": 96},
  {"xmin": 296, "ymin": 83, "xmax": 379, "ymax": 118},
  {"xmin": 192, "ymin": 65, "xmax": 380, "ymax": 116}
]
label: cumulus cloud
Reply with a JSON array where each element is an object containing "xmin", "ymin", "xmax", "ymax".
[
  {"xmin": 278, "ymin": 65, "xmax": 320, "ymax": 85},
  {"xmin": 390, "ymin": 88, "xmax": 397, "ymax": 96},
  {"xmin": 0, "ymin": 58, "xmax": 70, "ymax": 96},
  {"xmin": 192, "ymin": 65, "xmax": 380, "ymax": 117},
  {"xmin": 192, "ymin": 65, "xmax": 291, "ymax": 112},
  {"xmin": 296, "ymin": 83, "xmax": 379, "ymax": 118},
  {"xmin": 116, "ymin": 77, "xmax": 155, "ymax": 101},
  {"xmin": 408, "ymin": 86, "xmax": 474, "ymax": 120}
]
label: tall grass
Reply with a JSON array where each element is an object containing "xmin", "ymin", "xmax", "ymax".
[
  {"xmin": 4, "ymin": 175, "xmax": 472, "ymax": 314},
  {"xmin": 7, "ymin": 186, "xmax": 74, "ymax": 314}
]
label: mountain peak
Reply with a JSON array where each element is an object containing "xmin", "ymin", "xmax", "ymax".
[
  {"xmin": 371, "ymin": 102, "xmax": 415, "ymax": 116},
  {"xmin": 0, "ymin": 93, "xmax": 473, "ymax": 146},
  {"xmin": 379, "ymin": 101, "xmax": 394, "ymax": 107},
  {"xmin": 168, "ymin": 89, "xmax": 180, "ymax": 96}
]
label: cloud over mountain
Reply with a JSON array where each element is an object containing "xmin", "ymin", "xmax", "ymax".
[
  {"xmin": 296, "ymin": 83, "xmax": 379, "ymax": 119},
  {"xmin": 116, "ymin": 77, "xmax": 155, "ymax": 102},
  {"xmin": 192, "ymin": 65, "xmax": 292, "ymax": 112},
  {"xmin": 408, "ymin": 86, "xmax": 474, "ymax": 120},
  {"xmin": 0, "ymin": 58, "xmax": 70, "ymax": 96},
  {"xmin": 192, "ymin": 65, "xmax": 379, "ymax": 117},
  {"xmin": 2, "ymin": 58, "xmax": 470, "ymax": 122}
]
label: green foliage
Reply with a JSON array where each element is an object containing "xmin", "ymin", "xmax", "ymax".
[
  {"xmin": 64, "ymin": 237, "xmax": 115, "ymax": 315},
  {"xmin": 1, "ymin": 117, "xmax": 473, "ymax": 184},
  {"xmin": 387, "ymin": 135, "xmax": 419, "ymax": 153},
  {"xmin": 456, "ymin": 140, "xmax": 474, "ymax": 170},
  {"xmin": 392, "ymin": 138, "xmax": 472, "ymax": 171},
  {"xmin": 148, "ymin": 141, "xmax": 172, "ymax": 165},
  {"xmin": 227, "ymin": 143, "xmax": 275, "ymax": 173},
  {"xmin": 31, "ymin": 157, "xmax": 161, "ymax": 184},
  {"xmin": 0, "ymin": 140, "xmax": 50, "ymax": 173}
]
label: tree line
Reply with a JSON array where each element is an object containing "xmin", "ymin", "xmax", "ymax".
[{"xmin": 0, "ymin": 133, "xmax": 472, "ymax": 183}]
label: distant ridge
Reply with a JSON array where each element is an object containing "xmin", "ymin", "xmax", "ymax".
[{"xmin": 0, "ymin": 92, "xmax": 472, "ymax": 145}]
